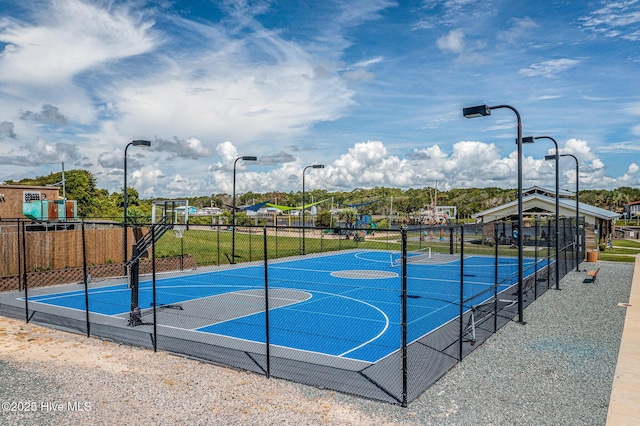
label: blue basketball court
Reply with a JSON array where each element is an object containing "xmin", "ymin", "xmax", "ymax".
[{"xmin": 23, "ymin": 250, "xmax": 546, "ymax": 363}]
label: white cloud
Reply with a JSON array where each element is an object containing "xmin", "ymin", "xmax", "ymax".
[
  {"xmin": 352, "ymin": 56, "xmax": 384, "ymax": 68},
  {"xmin": 519, "ymin": 59, "xmax": 581, "ymax": 78},
  {"xmin": 561, "ymin": 138, "xmax": 596, "ymax": 160},
  {"xmin": 623, "ymin": 101, "xmax": 640, "ymax": 115},
  {"xmin": 437, "ymin": 29, "xmax": 465, "ymax": 54},
  {"xmin": 106, "ymin": 21, "xmax": 355, "ymax": 147},
  {"xmin": 0, "ymin": 0, "xmax": 158, "ymax": 130},
  {"xmin": 205, "ymin": 141, "xmax": 264, "ymax": 194},
  {"xmin": 334, "ymin": 0, "xmax": 397, "ymax": 26},
  {"xmin": 535, "ymin": 95, "xmax": 564, "ymax": 100},
  {"xmin": 342, "ymin": 55, "xmax": 381, "ymax": 79},
  {"xmin": 0, "ymin": 137, "xmax": 78, "ymax": 166},
  {"xmin": 98, "ymin": 149, "xmax": 124, "ymax": 169},
  {"xmin": 435, "ymin": 141, "xmax": 515, "ymax": 187},
  {"xmin": 0, "ymin": 1, "xmax": 636, "ymax": 195},
  {"xmin": 343, "ymin": 68, "xmax": 376, "ymax": 81},
  {"xmin": 596, "ymin": 141, "xmax": 640, "ymax": 153},
  {"xmin": 131, "ymin": 165, "xmax": 164, "ymax": 198},
  {"xmin": 580, "ymin": 1, "xmax": 640, "ymax": 39},
  {"xmin": 154, "ymin": 137, "xmax": 215, "ymax": 159},
  {"xmin": 154, "ymin": 173, "xmax": 213, "ymax": 198},
  {"xmin": 0, "ymin": 121, "xmax": 16, "ymax": 139},
  {"xmin": 612, "ymin": 163, "xmax": 640, "ymax": 187},
  {"xmin": 0, "ymin": 0, "xmax": 156, "ymax": 86},
  {"xmin": 165, "ymin": 136, "xmax": 640, "ymax": 197},
  {"xmin": 212, "ymin": 141, "xmax": 240, "ymax": 170},
  {"xmin": 497, "ymin": 17, "xmax": 539, "ymax": 45},
  {"xmin": 20, "ymin": 104, "xmax": 68, "ymax": 124},
  {"xmin": 336, "ymin": 142, "xmax": 400, "ymax": 182},
  {"xmin": 325, "ymin": 141, "xmax": 391, "ymax": 188}
]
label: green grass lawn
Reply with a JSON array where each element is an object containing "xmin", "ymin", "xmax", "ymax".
[
  {"xmin": 154, "ymin": 228, "xmax": 410, "ymax": 266},
  {"xmin": 152, "ymin": 227, "xmax": 639, "ymax": 267},
  {"xmin": 152, "ymin": 227, "xmax": 556, "ymax": 267},
  {"xmin": 611, "ymin": 239, "xmax": 640, "ymax": 249},
  {"xmin": 599, "ymin": 238, "xmax": 640, "ymax": 262}
]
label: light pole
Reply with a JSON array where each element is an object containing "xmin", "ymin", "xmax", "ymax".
[
  {"xmin": 463, "ymin": 104, "xmax": 528, "ymax": 323},
  {"xmin": 522, "ymin": 136, "xmax": 560, "ymax": 290},
  {"xmin": 545, "ymin": 153, "xmax": 580, "ymax": 272},
  {"xmin": 525, "ymin": 136, "xmax": 560, "ymax": 289},
  {"xmin": 123, "ymin": 140, "xmax": 151, "ymax": 274},
  {"xmin": 232, "ymin": 156, "xmax": 257, "ymax": 264},
  {"xmin": 302, "ymin": 164, "xmax": 325, "ymax": 255}
]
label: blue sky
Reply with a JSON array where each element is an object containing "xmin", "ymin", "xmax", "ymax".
[{"xmin": 0, "ymin": 0, "xmax": 639, "ymax": 198}]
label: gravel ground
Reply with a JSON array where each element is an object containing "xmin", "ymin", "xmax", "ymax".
[{"xmin": 0, "ymin": 261, "xmax": 634, "ymax": 425}]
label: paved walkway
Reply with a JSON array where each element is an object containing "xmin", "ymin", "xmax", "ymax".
[{"xmin": 607, "ymin": 253, "xmax": 640, "ymax": 425}]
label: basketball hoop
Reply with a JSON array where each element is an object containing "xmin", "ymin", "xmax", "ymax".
[{"xmin": 174, "ymin": 225, "xmax": 185, "ymax": 239}]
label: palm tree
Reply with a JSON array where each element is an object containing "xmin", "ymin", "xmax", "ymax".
[{"xmin": 338, "ymin": 208, "xmax": 357, "ymax": 229}]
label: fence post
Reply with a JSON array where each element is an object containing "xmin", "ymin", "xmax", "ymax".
[
  {"xmin": 180, "ymin": 229, "xmax": 184, "ymax": 270},
  {"xmin": 534, "ymin": 219, "xmax": 539, "ymax": 300},
  {"xmin": 401, "ymin": 229, "xmax": 408, "ymax": 407},
  {"xmin": 458, "ymin": 225, "xmax": 465, "ymax": 361},
  {"xmin": 82, "ymin": 220, "xmax": 91, "ymax": 337},
  {"xmin": 264, "ymin": 226, "xmax": 270, "ymax": 379},
  {"xmin": 152, "ymin": 226, "xmax": 157, "ymax": 352},
  {"xmin": 22, "ymin": 220, "xmax": 28, "ymax": 323},
  {"xmin": 563, "ymin": 218, "xmax": 569, "ymax": 274},
  {"xmin": 494, "ymin": 224, "xmax": 499, "ymax": 333},
  {"xmin": 17, "ymin": 220, "xmax": 23, "ymax": 292},
  {"xmin": 569, "ymin": 217, "xmax": 576, "ymax": 271},
  {"xmin": 130, "ymin": 246, "xmax": 139, "ymax": 313},
  {"xmin": 547, "ymin": 220, "xmax": 552, "ymax": 290}
]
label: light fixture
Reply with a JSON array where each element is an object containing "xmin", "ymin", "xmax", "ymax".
[
  {"xmin": 123, "ymin": 140, "xmax": 151, "ymax": 320},
  {"xmin": 463, "ymin": 104, "xmax": 526, "ymax": 323},
  {"xmin": 123, "ymin": 140, "xmax": 151, "ymax": 275},
  {"xmin": 232, "ymin": 156, "xmax": 258, "ymax": 264},
  {"xmin": 462, "ymin": 105, "xmax": 491, "ymax": 118},
  {"xmin": 534, "ymin": 136, "xmax": 561, "ymax": 289},
  {"xmin": 545, "ymin": 153, "xmax": 580, "ymax": 272}
]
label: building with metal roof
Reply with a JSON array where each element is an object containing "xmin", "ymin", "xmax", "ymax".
[
  {"xmin": 472, "ymin": 187, "xmax": 621, "ymax": 245},
  {"xmin": 625, "ymin": 200, "xmax": 640, "ymax": 219}
]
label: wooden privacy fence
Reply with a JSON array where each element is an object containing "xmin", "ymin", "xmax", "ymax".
[{"xmin": 0, "ymin": 227, "xmax": 134, "ymax": 277}]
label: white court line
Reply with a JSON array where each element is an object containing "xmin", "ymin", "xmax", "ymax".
[
  {"xmin": 186, "ymin": 286, "xmax": 390, "ymax": 360},
  {"xmin": 354, "ymin": 250, "xmax": 396, "ymax": 265},
  {"xmin": 268, "ymin": 265, "xmax": 339, "ymax": 273},
  {"xmin": 337, "ymin": 299, "xmax": 389, "ymax": 357},
  {"xmin": 22, "ymin": 258, "xmax": 411, "ymax": 363},
  {"xmin": 25, "ymin": 284, "xmax": 269, "ymax": 317},
  {"xmin": 20, "ymin": 287, "xmax": 129, "ymax": 303},
  {"xmin": 186, "ymin": 289, "xmax": 314, "ymax": 328},
  {"xmin": 275, "ymin": 288, "xmax": 390, "ymax": 358}
]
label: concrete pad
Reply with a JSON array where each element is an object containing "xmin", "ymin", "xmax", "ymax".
[{"xmin": 607, "ymin": 254, "xmax": 640, "ymax": 425}]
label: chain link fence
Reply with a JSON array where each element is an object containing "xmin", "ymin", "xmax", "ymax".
[{"xmin": 0, "ymin": 218, "xmax": 581, "ymax": 405}]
